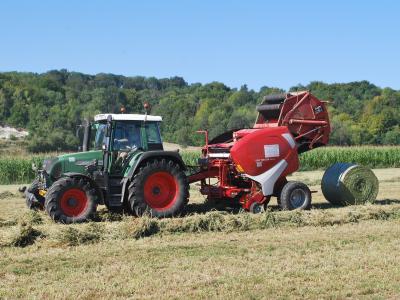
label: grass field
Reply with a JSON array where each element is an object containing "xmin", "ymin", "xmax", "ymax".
[{"xmin": 0, "ymin": 168, "xmax": 399, "ymax": 299}]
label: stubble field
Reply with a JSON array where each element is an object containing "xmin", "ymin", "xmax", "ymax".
[{"xmin": 0, "ymin": 168, "xmax": 399, "ymax": 299}]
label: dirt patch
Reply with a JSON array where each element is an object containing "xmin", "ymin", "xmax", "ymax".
[
  {"xmin": 163, "ymin": 142, "xmax": 200, "ymax": 152},
  {"xmin": 0, "ymin": 126, "xmax": 28, "ymax": 139}
]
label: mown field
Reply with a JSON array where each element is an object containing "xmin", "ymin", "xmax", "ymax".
[
  {"xmin": 0, "ymin": 146, "xmax": 400, "ymax": 184},
  {"xmin": 0, "ymin": 168, "xmax": 399, "ymax": 299}
]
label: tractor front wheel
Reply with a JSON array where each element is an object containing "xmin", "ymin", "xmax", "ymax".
[
  {"xmin": 128, "ymin": 159, "xmax": 189, "ymax": 217},
  {"xmin": 45, "ymin": 177, "xmax": 98, "ymax": 224}
]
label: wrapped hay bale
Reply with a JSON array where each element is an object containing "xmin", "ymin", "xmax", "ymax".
[{"xmin": 321, "ymin": 163, "xmax": 379, "ymax": 206}]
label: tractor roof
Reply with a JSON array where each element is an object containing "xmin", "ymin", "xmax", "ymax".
[{"xmin": 94, "ymin": 114, "xmax": 162, "ymax": 122}]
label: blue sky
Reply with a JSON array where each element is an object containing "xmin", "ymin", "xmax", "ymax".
[{"xmin": 0, "ymin": 0, "xmax": 399, "ymax": 90}]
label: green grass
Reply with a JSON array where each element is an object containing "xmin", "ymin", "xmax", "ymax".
[{"xmin": 0, "ymin": 146, "xmax": 399, "ymax": 184}]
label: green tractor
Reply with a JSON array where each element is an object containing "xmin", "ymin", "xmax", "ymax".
[{"xmin": 25, "ymin": 111, "xmax": 189, "ymax": 223}]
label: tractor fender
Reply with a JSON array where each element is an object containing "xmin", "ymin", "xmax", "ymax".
[
  {"xmin": 63, "ymin": 172, "xmax": 105, "ymax": 205},
  {"xmin": 120, "ymin": 151, "xmax": 186, "ymax": 204},
  {"xmin": 127, "ymin": 151, "xmax": 186, "ymax": 178}
]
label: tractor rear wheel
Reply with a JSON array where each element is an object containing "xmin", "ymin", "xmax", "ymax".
[
  {"xmin": 279, "ymin": 181, "xmax": 311, "ymax": 210},
  {"xmin": 45, "ymin": 177, "xmax": 98, "ymax": 224},
  {"xmin": 128, "ymin": 159, "xmax": 189, "ymax": 217}
]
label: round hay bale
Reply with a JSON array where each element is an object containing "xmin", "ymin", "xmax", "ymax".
[{"xmin": 321, "ymin": 163, "xmax": 379, "ymax": 206}]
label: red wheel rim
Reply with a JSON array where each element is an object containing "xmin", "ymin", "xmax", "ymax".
[
  {"xmin": 144, "ymin": 172, "xmax": 178, "ymax": 210},
  {"xmin": 60, "ymin": 188, "xmax": 88, "ymax": 217}
]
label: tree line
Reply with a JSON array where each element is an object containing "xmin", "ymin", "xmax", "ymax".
[{"xmin": 0, "ymin": 70, "xmax": 399, "ymax": 152}]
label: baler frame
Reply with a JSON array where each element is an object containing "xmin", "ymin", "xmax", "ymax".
[{"xmin": 188, "ymin": 91, "xmax": 330, "ymax": 212}]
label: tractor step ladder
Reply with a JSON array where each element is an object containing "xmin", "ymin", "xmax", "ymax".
[{"xmin": 107, "ymin": 176, "xmax": 123, "ymax": 207}]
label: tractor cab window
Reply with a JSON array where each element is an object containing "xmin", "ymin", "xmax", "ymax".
[
  {"xmin": 92, "ymin": 123, "xmax": 107, "ymax": 150},
  {"xmin": 113, "ymin": 122, "xmax": 142, "ymax": 151}
]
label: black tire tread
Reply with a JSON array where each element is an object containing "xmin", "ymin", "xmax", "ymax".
[
  {"xmin": 128, "ymin": 159, "xmax": 189, "ymax": 217},
  {"xmin": 279, "ymin": 181, "xmax": 312, "ymax": 211},
  {"xmin": 44, "ymin": 177, "xmax": 98, "ymax": 224}
]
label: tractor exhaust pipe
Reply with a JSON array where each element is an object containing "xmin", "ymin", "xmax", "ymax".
[{"xmin": 82, "ymin": 118, "xmax": 90, "ymax": 152}]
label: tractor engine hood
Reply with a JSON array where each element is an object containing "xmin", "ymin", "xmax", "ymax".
[
  {"xmin": 43, "ymin": 150, "xmax": 103, "ymax": 182},
  {"xmin": 41, "ymin": 157, "xmax": 63, "ymax": 182},
  {"xmin": 42, "ymin": 157, "xmax": 58, "ymax": 174}
]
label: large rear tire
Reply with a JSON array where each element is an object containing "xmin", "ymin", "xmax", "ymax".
[
  {"xmin": 128, "ymin": 159, "xmax": 189, "ymax": 217},
  {"xmin": 45, "ymin": 177, "xmax": 98, "ymax": 224}
]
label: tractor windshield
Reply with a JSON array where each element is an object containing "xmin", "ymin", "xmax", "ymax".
[
  {"xmin": 113, "ymin": 121, "xmax": 162, "ymax": 151},
  {"xmin": 90, "ymin": 121, "xmax": 162, "ymax": 151},
  {"xmin": 113, "ymin": 122, "xmax": 141, "ymax": 150}
]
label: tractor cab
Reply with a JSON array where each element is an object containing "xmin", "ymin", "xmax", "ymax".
[
  {"xmin": 88, "ymin": 114, "xmax": 164, "ymax": 175},
  {"xmin": 44, "ymin": 114, "xmax": 164, "ymax": 181},
  {"xmin": 91, "ymin": 114, "xmax": 163, "ymax": 153}
]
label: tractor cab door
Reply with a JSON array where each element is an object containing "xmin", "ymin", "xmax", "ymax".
[
  {"xmin": 109, "ymin": 121, "xmax": 164, "ymax": 175},
  {"xmin": 89, "ymin": 122, "xmax": 110, "ymax": 168},
  {"xmin": 109, "ymin": 121, "xmax": 143, "ymax": 175},
  {"xmin": 143, "ymin": 122, "xmax": 163, "ymax": 151}
]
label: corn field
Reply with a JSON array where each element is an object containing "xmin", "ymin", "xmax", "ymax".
[
  {"xmin": 182, "ymin": 146, "xmax": 400, "ymax": 170},
  {"xmin": 0, "ymin": 156, "xmax": 44, "ymax": 184},
  {"xmin": 0, "ymin": 146, "xmax": 399, "ymax": 184},
  {"xmin": 299, "ymin": 146, "xmax": 400, "ymax": 171}
]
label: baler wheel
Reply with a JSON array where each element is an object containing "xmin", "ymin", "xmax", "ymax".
[
  {"xmin": 128, "ymin": 159, "xmax": 189, "ymax": 217},
  {"xmin": 249, "ymin": 202, "xmax": 265, "ymax": 214},
  {"xmin": 44, "ymin": 177, "xmax": 98, "ymax": 224},
  {"xmin": 279, "ymin": 181, "xmax": 311, "ymax": 210}
]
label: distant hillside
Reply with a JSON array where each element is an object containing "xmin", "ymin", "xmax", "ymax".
[{"xmin": 0, "ymin": 70, "xmax": 399, "ymax": 152}]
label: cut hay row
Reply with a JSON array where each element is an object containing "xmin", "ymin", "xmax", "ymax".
[
  {"xmin": 1, "ymin": 204, "xmax": 400, "ymax": 248},
  {"xmin": 0, "ymin": 146, "xmax": 399, "ymax": 185}
]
